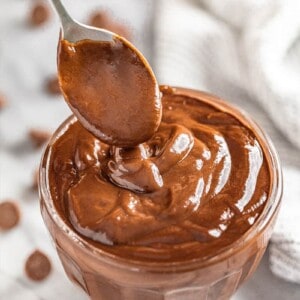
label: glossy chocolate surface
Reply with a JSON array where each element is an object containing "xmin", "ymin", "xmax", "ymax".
[
  {"xmin": 58, "ymin": 38, "xmax": 161, "ymax": 147},
  {"xmin": 48, "ymin": 87, "xmax": 270, "ymax": 262}
]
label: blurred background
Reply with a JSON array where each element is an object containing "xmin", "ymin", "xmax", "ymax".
[{"xmin": 1, "ymin": 0, "xmax": 300, "ymax": 299}]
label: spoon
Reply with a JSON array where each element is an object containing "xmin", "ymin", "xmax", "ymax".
[
  {"xmin": 50, "ymin": 0, "xmax": 162, "ymax": 147},
  {"xmin": 50, "ymin": 0, "xmax": 114, "ymax": 42}
]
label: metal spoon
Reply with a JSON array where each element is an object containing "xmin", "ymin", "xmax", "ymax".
[
  {"xmin": 50, "ymin": 0, "xmax": 114, "ymax": 42},
  {"xmin": 49, "ymin": 0, "xmax": 162, "ymax": 147}
]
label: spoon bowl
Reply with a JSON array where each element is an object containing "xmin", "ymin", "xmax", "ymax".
[{"xmin": 49, "ymin": 0, "xmax": 162, "ymax": 147}]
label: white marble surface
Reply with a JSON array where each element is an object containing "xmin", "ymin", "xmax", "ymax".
[{"xmin": 0, "ymin": 0, "xmax": 299, "ymax": 299}]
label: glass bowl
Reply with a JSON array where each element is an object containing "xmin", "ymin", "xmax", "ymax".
[{"xmin": 39, "ymin": 88, "xmax": 282, "ymax": 300}]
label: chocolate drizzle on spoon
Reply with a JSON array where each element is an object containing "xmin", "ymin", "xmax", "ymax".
[{"xmin": 58, "ymin": 37, "xmax": 162, "ymax": 147}]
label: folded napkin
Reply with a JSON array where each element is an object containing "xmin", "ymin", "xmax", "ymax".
[{"xmin": 154, "ymin": 0, "xmax": 300, "ymax": 284}]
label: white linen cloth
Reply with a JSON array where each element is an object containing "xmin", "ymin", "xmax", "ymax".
[{"xmin": 154, "ymin": 0, "xmax": 300, "ymax": 285}]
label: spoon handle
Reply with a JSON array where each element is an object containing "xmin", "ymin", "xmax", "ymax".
[
  {"xmin": 49, "ymin": 0, "xmax": 114, "ymax": 42},
  {"xmin": 50, "ymin": 0, "xmax": 74, "ymax": 30}
]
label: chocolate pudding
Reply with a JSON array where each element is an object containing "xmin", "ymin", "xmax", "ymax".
[
  {"xmin": 41, "ymin": 87, "xmax": 281, "ymax": 299},
  {"xmin": 48, "ymin": 86, "xmax": 271, "ymax": 263},
  {"xmin": 40, "ymin": 30, "xmax": 281, "ymax": 300}
]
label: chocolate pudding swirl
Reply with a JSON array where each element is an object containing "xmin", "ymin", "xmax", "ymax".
[{"xmin": 49, "ymin": 87, "xmax": 270, "ymax": 262}]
